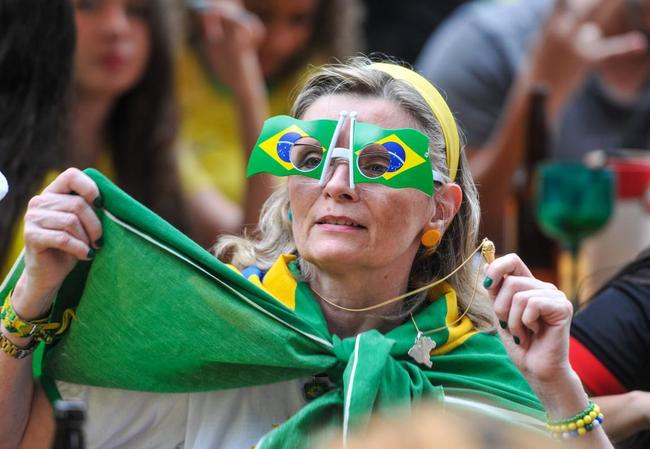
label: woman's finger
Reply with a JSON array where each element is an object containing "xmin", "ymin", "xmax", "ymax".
[
  {"xmin": 27, "ymin": 193, "xmax": 103, "ymax": 247},
  {"xmin": 24, "ymin": 226, "xmax": 93, "ymax": 261},
  {"xmin": 42, "ymin": 168, "xmax": 102, "ymax": 210},
  {"xmin": 490, "ymin": 274, "xmax": 554, "ymax": 319},
  {"xmin": 506, "ymin": 289, "xmax": 566, "ymax": 344},
  {"xmin": 521, "ymin": 292, "xmax": 573, "ymax": 330},
  {"xmin": 484, "ymin": 253, "xmax": 534, "ymax": 295},
  {"xmin": 25, "ymin": 209, "xmax": 90, "ymax": 246},
  {"xmin": 507, "ymin": 290, "xmax": 530, "ymax": 349}
]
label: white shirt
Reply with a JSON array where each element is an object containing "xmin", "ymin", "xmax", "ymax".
[{"xmin": 57, "ymin": 379, "xmax": 307, "ymax": 449}]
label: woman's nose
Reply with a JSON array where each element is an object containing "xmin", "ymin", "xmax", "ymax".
[
  {"xmin": 322, "ymin": 160, "xmax": 359, "ymax": 202},
  {"xmin": 101, "ymin": 4, "xmax": 130, "ymax": 36}
]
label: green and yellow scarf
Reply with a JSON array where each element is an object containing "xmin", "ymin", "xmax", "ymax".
[{"xmin": 0, "ymin": 170, "xmax": 544, "ymax": 448}]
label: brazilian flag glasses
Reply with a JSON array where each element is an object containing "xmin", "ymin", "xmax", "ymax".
[{"xmin": 247, "ymin": 112, "xmax": 442, "ymax": 196}]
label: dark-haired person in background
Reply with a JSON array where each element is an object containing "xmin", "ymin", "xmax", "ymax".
[
  {"xmin": 2, "ymin": 0, "xmax": 187, "ymax": 277},
  {"xmin": 0, "ymin": 0, "xmax": 76, "ymax": 276}
]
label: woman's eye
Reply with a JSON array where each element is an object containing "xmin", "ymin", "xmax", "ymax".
[
  {"xmin": 291, "ymin": 144, "xmax": 323, "ymax": 171},
  {"xmin": 75, "ymin": 0, "xmax": 99, "ymax": 11},
  {"xmin": 302, "ymin": 156, "xmax": 321, "ymax": 169},
  {"xmin": 357, "ymin": 144, "xmax": 392, "ymax": 178},
  {"xmin": 364, "ymin": 159, "xmax": 390, "ymax": 175}
]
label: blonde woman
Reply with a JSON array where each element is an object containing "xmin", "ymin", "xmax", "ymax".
[{"xmin": 0, "ymin": 59, "xmax": 611, "ymax": 449}]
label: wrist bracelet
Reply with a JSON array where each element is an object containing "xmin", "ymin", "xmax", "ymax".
[
  {"xmin": 0, "ymin": 290, "xmax": 75, "ymax": 344},
  {"xmin": 0, "ymin": 332, "xmax": 37, "ymax": 359},
  {"xmin": 546, "ymin": 400, "xmax": 605, "ymax": 439}
]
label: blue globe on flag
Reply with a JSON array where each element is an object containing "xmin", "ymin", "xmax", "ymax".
[
  {"xmin": 383, "ymin": 141, "xmax": 406, "ymax": 172},
  {"xmin": 276, "ymin": 132, "xmax": 303, "ymax": 163}
]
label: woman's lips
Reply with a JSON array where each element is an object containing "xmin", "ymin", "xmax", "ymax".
[
  {"xmin": 100, "ymin": 52, "xmax": 128, "ymax": 70},
  {"xmin": 315, "ymin": 215, "xmax": 366, "ymax": 232}
]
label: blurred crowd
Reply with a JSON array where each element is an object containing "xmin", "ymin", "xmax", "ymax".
[{"xmin": 0, "ymin": 0, "xmax": 648, "ymax": 448}]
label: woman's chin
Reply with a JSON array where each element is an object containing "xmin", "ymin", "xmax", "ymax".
[{"xmin": 301, "ymin": 243, "xmax": 369, "ymax": 269}]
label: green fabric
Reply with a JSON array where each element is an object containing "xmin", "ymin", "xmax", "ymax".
[
  {"xmin": 247, "ymin": 115, "xmax": 434, "ymax": 195},
  {"xmin": 0, "ymin": 169, "xmax": 544, "ymax": 448}
]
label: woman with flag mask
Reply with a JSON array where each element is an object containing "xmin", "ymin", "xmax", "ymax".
[{"xmin": 0, "ymin": 58, "xmax": 613, "ymax": 448}]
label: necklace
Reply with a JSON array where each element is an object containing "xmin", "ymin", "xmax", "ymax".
[
  {"xmin": 408, "ymin": 254, "xmax": 484, "ymax": 368},
  {"xmin": 311, "ymin": 238, "xmax": 495, "ymax": 313},
  {"xmin": 310, "ymin": 238, "xmax": 495, "ymax": 368}
]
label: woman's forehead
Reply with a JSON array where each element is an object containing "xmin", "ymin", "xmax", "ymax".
[{"xmin": 301, "ymin": 94, "xmax": 416, "ymax": 129}]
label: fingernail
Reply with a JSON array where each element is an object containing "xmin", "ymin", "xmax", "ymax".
[
  {"xmin": 483, "ymin": 276, "xmax": 493, "ymax": 288},
  {"xmin": 93, "ymin": 195, "xmax": 103, "ymax": 209},
  {"xmin": 513, "ymin": 335, "xmax": 520, "ymax": 345},
  {"xmin": 94, "ymin": 236, "xmax": 104, "ymax": 248},
  {"xmin": 87, "ymin": 248, "xmax": 96, "ymax": 259},
  {"xmin": 499, "ymin": 320, "xmax": 507, "ymax": 329}
]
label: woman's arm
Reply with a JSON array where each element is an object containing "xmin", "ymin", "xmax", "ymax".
[
  {"xmin": 0, "ymin": 168, "xmax": 102, "ymax": 449},
  {"xmin": 192, "ymin": 2, "xmax": 276, "ymax": 238},
  {"xmin": 593, "ymin": 391, "xmax": 650, "ymax": 443},
  {"xmin": 484, "ymin": 253, "xmax": 613, "ymax": 448}
]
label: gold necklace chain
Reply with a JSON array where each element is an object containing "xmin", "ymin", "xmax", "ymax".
[
  {"xmin": 311, "ymin": 238, "xmax": 495, "ymax": 313},
  {"xmin": 410, "ymin": 254, "xmax": 483, "ymax": 335}
]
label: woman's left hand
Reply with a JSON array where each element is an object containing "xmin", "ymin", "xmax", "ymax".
[{"xmin": 483, "ymin": 253, "xmax": 574, "ymax": 384}]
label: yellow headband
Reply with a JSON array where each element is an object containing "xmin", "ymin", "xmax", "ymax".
[{"xmin": 369, "ymin": 62, "xmax": 460, "ymax": 182}]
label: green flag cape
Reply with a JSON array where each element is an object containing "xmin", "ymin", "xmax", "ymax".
[{"xmin": 0, "ymin": 169, "xmax": 544, "ymax": 448}]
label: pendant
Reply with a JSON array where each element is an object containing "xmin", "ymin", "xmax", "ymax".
[{"xmin": 408, "ymin": 332, "xmax": 436, "ymax": 368}]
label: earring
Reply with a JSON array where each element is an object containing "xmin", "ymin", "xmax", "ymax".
[
  {"xmin": 288, "ymin": 209, "xmax": 293, "ymax": 223},
  {"xmin": 421, "ymin": 229, "xmax": 441, "ymax": 248}
]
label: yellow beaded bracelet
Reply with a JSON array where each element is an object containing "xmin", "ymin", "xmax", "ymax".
[
  {"xmin": 546, "ymin": 401, "xmax": 605, "ymax": 439},
  {"xmin": 0, "ymin": 290, "xmax": 75, "ymax": 344}
]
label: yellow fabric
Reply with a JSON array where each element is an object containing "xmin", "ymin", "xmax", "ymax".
[
  {"xmin": 232, "ymin": 255, "xmax": 475, "ymax": 354},
  {"xmin": 429, "ymin": 281, "xmax": 478, "ymax": 356},
  {"xmin": 1, "ymin": 156, "xmax": 115, "ymax": 279},
  {"xmin": 176, "ymin": 47, "xmax": 304, "ymax": 203},
  {"xmin": 229, "ymin": 255, "xmax": 298, "ymax": 311},
  {"xmin": 369, "ymin": 63, "xmax": 460, "ymax": 182}
]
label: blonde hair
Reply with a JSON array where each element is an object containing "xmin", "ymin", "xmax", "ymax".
[{"xmin": 215, "ymin": 57, "xmax": 496, "ymax": 331}]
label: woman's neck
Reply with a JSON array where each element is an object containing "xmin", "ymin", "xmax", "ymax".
[
  {"xmin": 309, "ymin": 264, "xmax": 412, "ymax": 338},
  {"xmin": 69, "ymin": 90, "xmax": 115, "ymax": 167}
]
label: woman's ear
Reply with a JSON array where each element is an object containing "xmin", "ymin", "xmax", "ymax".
[{"xmin": 427, "ymin": 182, "xmax": 463, "ymax": 230}]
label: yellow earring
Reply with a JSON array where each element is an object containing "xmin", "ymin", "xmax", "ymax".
[{"xmin": 421, "ymin": 229, "xmax": 442, "ymax": 248}]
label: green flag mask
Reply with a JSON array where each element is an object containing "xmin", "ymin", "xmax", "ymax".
[{"xmin": 247, "ymin": 113, "xmax": 440, "ymax": 196}]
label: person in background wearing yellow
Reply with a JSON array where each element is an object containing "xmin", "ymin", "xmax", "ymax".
[{"xmin": 178, "ymin": 0, "xmax": 362, "ymax": 246}]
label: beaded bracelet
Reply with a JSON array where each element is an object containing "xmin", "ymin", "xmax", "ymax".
[
  {"xmin": 546, "ymin": 400, "xmax": 605, "ymax": 439},
  {"xmin": 0, "ymin": 290, "xmax": 75, "ymax": 344}
]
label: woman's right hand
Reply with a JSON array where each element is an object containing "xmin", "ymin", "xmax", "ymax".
[{"xmin": 12, "ymin": 168, "xmax": 103, "ymax": 320}]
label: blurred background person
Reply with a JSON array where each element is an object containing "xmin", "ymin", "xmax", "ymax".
[
  {"xmin": 177, "ymin": 0, "xmax": 362, "ymax": 246},
  {"xmin": 1, "ymin": 0, "xmax": 189, "ymax": 278},
  {"xmin": 321, "ymin": 404, "xmax": 559, "ymax": 449},
  {"xmin": 0, "ymin": 0, "xmax": 76, "ymax": 277},
  {"xmin": 416, "ymin": 0, "xmax": 650, "ymax": 269},
  {"xmin": 569, "ymin": 246, "xmax": 650, "ymax": 449},
  {"xmin": 69, "ymin": 0, "xmax": 186, "ymax": 230}
]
